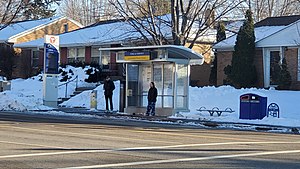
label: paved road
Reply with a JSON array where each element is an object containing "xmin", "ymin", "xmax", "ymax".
[{"xmin": 0, "ymin": 111, "xmax": 299, "ymax": 169}]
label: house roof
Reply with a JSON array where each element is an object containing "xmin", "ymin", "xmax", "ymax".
[
  {"xmin": 213, "ymin": 15, "xmax": 300, "ymax": 50},
  {"xmin": 213, "ymin": 26, "xmax": 286, "ymax": 50},
  {"xmin": 14, "ymin": 15, "xmax": 173, "ymax": 48},
  {"xmin": 14, "ymin": 14, "xmax": 217, "ymax": 49},
  {"xmin": 0, "ymin": 16, "xmax": 83, "ymax": 43},
  {"xmin": 14, "ymin": 20, "xmax": 149, "ymax": 48}
]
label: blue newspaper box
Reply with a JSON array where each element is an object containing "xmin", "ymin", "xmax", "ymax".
[{"xmin": 240, "ymin": 93, "xmax": 267, "ymax": 120}]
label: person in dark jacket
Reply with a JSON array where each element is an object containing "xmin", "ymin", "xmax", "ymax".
[
  {"xmin": 146, "ymin": 82, "xmax": 158, "ymax": 116},
  {"xmin": 103, "ymin": 76, "xmax": 115, "ymax": 111}
]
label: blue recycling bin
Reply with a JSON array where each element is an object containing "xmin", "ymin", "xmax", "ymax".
[{"xmin": 240, "ymin": 93, "xmax": 267, "ymax": 120}]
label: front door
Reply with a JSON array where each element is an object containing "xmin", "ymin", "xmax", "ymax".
[{"xmin": 263, "ymin": 48, "xmax": 282, "ymax": 88}]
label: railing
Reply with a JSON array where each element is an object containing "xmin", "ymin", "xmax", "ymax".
[{"xmin": 58, "ymin": 75, "xmax": 78, "ymax": 98}]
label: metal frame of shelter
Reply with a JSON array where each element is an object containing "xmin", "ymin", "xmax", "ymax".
[{"xmin": 99, "ymin": 45, "xmax": 204, "ymax": 116}]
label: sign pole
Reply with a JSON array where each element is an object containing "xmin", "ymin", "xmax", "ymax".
[{"xmin": 43, "ymin": 35, "xmax": 60, "ymax": 108}]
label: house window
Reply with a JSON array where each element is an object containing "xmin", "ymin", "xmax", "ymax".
[
  {"xmin": 92, "ymin": 46, "xmax": 111, "ymax": 67},
  {"xmin": 101, "ymin": 50, "xmax": 110, "ymax": 65},
  {"xmin": 67, "ymin": 47, "xmax": 85, "ymax": 63},
  {"xmin": 64, "ymin": 23, "xmax": 68, "ymax": 33},
  {"xmin": 32, "ymin": 50, "xmax": 40, "ymax": 68},
  {"xmin": 91, "ymin": 47, "xmax": 100, "ymax": 64}
]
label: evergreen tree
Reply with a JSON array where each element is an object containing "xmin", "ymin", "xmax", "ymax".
[
  {"xmin": 276, "ymin": 57, "xmax": 292, "ymax": 90},
  {"xmin": 0, "ymin": 44, "xmax": 14, "ymax": 80},
  {"xmin": 209, "ymin": 22, "xmax": 226, "ymax": 85},
  {"xmin": 224, "ymin": 9, "xmax": 257, "ymax": 88}
]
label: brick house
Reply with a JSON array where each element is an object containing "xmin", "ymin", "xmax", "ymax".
[
  {"xmin": 213, "ymin": 15, "xmax": 300, "ymax": 90},
  {"xmin": 15, "ymin": 19, "xmax": 216, "ymax": 82},
  {"xmin": 0, "ymin": 16, "xmax": 83, "ymax": 78}
]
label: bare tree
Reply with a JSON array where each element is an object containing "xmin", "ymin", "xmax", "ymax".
[
  {"xmin": 0, "ymin": 0, "xmax": 24, "ymax": 30},
  {"xmin": 239, "ymin": 0, "xmax": 300, "ymax": 22},
  {"xmin": 58, "ymin": 0, "xmax": 118, "ymax": 26},
  {"xmin": 109, "ymin": 0, "xmax": 245, "ymax": 48},
  {"xmin": 1, "ymin": 0, "xmax": 61, "ymax": 30}
]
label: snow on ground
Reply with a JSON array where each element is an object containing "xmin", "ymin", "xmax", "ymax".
[
  {"xmin": 0, "ymin": 66, "xmax": 96, "ymax": 111},
  {"xmin": 60, "ymin": 81, "xmax": 120, "ymax": 111},
  {"xmin": 1, "ymin": 66, "xmax": 300, "ymax": 128},
  {"xmin": 182, "ymin": 86, "xmax": 300, "ymax": 128}
]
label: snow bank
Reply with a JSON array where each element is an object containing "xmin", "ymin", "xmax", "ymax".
[
  {"xmin": 180, "ymin": 85, "xmax": 300, "ymax": 127},
  {"xmin": 0, "ymin": 66, "xmax": 96, "ymax": 111},
  {"xmin": 0, "ymin": 76, "xmax": 51, "ymax": 111}
]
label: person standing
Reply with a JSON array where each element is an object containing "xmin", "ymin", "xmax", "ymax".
[
  {"xmin": 146, "ymin": 82, "xmax": 157, "ymax": 116},
  {"xmin": 103, "ymin": 76, "xmax": 115, "ymax": 112}
]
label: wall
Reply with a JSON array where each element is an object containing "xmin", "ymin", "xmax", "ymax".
[
  {"xmin": 60, "ymin": 47, "xmax": 68, "ymax": 65},
  {"xmin": 188, "ymin": 43, "xmax": 213, "ymax": 86},
  {"xmin": 216, "ymin": 50, "xmax": 264, "ymax": 88},
  {"xmin": 254, "ymin": 49, "xmax": 264, "ymax": 87},
  {"xmin": 15, "ymin": 18, "xmax": 81, "ymax": 44},
  {"xmin": 216, "ymin": 51, "xmax": 232, "ymax": 86},
  {"xmin": 190, "ymin": 63, "xmax": 211, "ymax": 87},
  {"xmin": 12, "ymin": 49, "xmax": 32, "ymax": 78},
  {"xmin": 85, "ymin": 46, "xmax": 91, "ymax": 64}
]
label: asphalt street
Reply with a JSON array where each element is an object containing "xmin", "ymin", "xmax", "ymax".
[{"xmin": 0, "ymin": 111, "xmax": 299, "ymax": 169}]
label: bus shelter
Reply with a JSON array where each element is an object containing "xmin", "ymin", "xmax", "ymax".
[{"xmin": 99, "ymin": 45, "xmax": 203, "ymax": 116}]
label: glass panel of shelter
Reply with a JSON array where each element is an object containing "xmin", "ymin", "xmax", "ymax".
[
  {"xmin": 140, "ymin": 64, "xmax": 152, "ymax": 107},
  {"xmin": 163, "ymin": 64, "xmax": 174, "ymax": 108},
  {"xmin": 176, "ymin": 64, "xmax": 188, "ymax": 109},
  {"xmin": 127, "ymin": 64, "xmax": 139, "ymax": 107},
  {"xmin": 127, "ymin": 62, "xmax": 175, "ymax": 108}
]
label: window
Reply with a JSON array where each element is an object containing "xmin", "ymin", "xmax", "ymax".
[
  {"xmin": 64, "ymin": 23, "xmax": 68, "ymax": 33},
  {"xmin": 93, "ymin": 46, "xmax": 111, "ymax": 67},
  {"xmin": 67, "ymin": 47, "xmax": 85, "ymax": 63},
  {"xmin": 32, "ymin": 50, "xmax": 40, "ymax": 68},
  {"xmin": 101, "ymin": 50, "xmax": 110, "ymax": 65},
  {"xmin": 91, "ymin": 47, "xmax": 100, "ymax": 64}
]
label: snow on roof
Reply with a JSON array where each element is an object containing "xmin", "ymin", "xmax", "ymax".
[
  {"xmin": 213, "ymin": 26, "xmax": 286, "ymax": 50},
  {"xmin": 15, "ymin": 21, "xmax": 146, "ymax": 48},
  {"xmin": 15, "ymin": 14, "xmax": 216, "ymax": 48},
  {"xmin": 15, "ymin": 18, "xmax": 173, "ymax": 48},
  {"xmin": 0, "ymin": 16, "xmax": 63, "ymax": 42},
  {"xmin": 225, "ymin": 20, "xmax": 244, "ymax": 33}
]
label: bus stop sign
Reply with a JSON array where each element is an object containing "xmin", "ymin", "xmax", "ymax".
[{"xmin": 44, "ymin": 35, "xmax": 59, "ymax": 74}]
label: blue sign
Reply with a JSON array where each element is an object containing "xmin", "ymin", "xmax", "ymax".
[
  {"xmin": 267, "ymin": 103, "xmax": 280, "ymax": 118},
  {"xmin": 44, "ymin": 43, "xmax": 59, "ymax": 74}
]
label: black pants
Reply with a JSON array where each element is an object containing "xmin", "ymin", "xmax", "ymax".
[{"xmin": 105, "ymin": 95, "xmax": 113, "ymax": 111}]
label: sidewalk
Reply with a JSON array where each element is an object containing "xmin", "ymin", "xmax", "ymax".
[{"xmin": 54, "ymin": 107, "xmax": 300, "ymax": 135}]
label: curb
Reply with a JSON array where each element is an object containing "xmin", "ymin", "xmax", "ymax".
[{"xmin": 53, "ymin": 108, "xmax": 300, "ymax": 135}]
